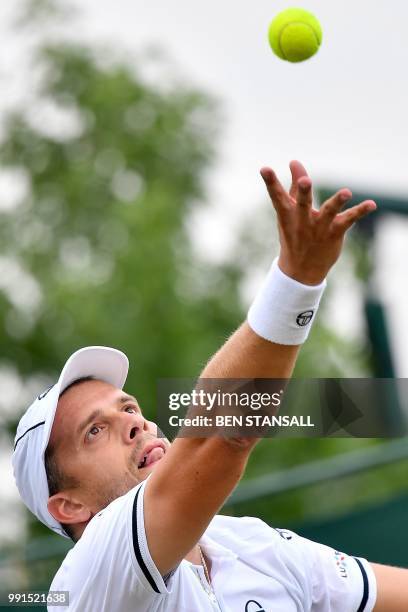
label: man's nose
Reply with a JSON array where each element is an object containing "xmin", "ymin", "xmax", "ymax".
[{"xmin": 124, "ymin": 412, "xmax": 147, "ymax": 443}]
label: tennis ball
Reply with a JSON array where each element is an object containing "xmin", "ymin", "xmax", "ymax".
[{"xmin": 268, "ymin": 8, "xmax": 322, "ymax": 63}]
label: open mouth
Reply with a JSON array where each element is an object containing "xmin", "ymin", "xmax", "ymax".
[{"xmin": 137, "ymin": 442, "xmax": 166, "ymax": 469}]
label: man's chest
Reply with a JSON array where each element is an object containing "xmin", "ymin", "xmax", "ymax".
[
  {"xmin": 172, "ymin": 559, "xmax": 306, "ymax": 612},
  {"xmin": 213, "ymin": 564, "xmax": 304, "ymax": 612}
]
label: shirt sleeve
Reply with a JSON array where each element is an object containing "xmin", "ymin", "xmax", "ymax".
[{"xmin": 275, "ymin": 528, "xmax": 377, "ymax": 612}]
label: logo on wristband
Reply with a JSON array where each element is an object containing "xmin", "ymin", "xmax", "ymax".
[{"xmin": 296, "ymin": 310, "xmax": 314, "ymax": 326}]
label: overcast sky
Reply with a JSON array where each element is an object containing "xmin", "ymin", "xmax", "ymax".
[
  {"xmin": 1, "ymin": 0, "xmax": 408, "ymax": 544},
  {"xmin": 77, "ymin": 0, "xmax": 408, "ymax": 190}
]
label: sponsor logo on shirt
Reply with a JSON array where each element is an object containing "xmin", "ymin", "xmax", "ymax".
[
  {"xmin": 275, "ymin": 528, "xmax": 293, "ymax": 541},
  {"xmin": 334, "ymin": 550, "xmax": 348, "ymax": 578},
  {"xmin": 245, "ymin": 600, "xmax": 266, "ymax": 612}
]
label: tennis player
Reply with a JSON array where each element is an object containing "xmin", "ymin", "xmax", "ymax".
[{"xmin": 13, "ymin": 162, "xmax": 402, "ymax": 611}]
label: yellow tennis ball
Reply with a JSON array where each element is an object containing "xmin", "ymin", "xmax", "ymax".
[{"xmin": 268, "ymin": 8, "xmax": 322, "ymax": 63}]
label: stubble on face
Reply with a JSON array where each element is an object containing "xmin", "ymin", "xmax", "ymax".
[{"xmin": 90, "ymin": 434, "xmax": 160, "ymax": 510}]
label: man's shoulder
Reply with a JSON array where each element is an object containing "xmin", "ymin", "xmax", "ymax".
[
  {"xmin": 207, "ymin": 514, "xmax": 283, "ymax": 543},
  {"xmin": 51, "ymin": 483, "xmax": 143, "ymax": 586},
  {"xmin": 49, "ymin": 486, "xmax": 147, "ymax": 610}
]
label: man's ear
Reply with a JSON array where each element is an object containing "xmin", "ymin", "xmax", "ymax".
[{"xmin": 48, "ymin": 493, "xmax": 92, "ymax": 526}]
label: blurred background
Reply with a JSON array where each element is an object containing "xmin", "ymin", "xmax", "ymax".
[{"xmin": 1, "ymin": 0, "xmax": 408, "ymax": 607}]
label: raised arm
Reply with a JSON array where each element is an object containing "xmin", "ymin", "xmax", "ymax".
[{"xmin": 144, "ymin": 160, "xmax": 376, "ymax": 574}]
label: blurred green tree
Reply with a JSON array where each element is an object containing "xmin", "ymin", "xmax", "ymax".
[{"xmin": 0, "ymin": 1, "xmax": 244, "ymax": 546}]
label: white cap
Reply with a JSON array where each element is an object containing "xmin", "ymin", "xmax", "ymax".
[{"xmin": 12, "ymin": 346, "xmax": 129, "ymax": 538}]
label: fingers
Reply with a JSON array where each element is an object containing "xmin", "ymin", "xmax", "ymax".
[
  {"xmin": 334, "ymin": 200, "xmax": 377, "ymax": 232},
  {"xmin": 289, "ymin": 160, "xmax": 309, "ymax": 199},
  {"xmin": 260, "ymin": 167, "xmax": 291, "ymax": 214},
  {"xmin": 319, "ymin": 188, "xmax": 353, "ymax": 222},
  {"xmin": 296, "ymin": 175, "xmax": 313, "ymax": 212},
  {"xmin": 261, "ymin": 164, "xmax": 313, "ymax": 217}
]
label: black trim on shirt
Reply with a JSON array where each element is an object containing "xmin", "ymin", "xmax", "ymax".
[
  {"xmin": 354, "ymin": 557, "xmax": 369, "ymax": 612},
  {"xmin": 132, "ymin": 486, "xmax": 161, "ymax": 593},
  {"xmin": 14, "ymin": 421, "xmax": 45, "ymax": 450}
]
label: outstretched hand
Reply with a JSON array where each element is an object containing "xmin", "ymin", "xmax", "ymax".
[{"xmin": 260, "ymin": 160, "xmax": 376, "ymax": 285}]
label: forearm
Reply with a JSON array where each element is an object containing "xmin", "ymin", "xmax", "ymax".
[
  {"xmin": 147, "ymin": 311, "xmax": 303, "ymax": 574},
  {"xmin": 201, "ymin": 321, "xmax": 301, "ymax": 379}
]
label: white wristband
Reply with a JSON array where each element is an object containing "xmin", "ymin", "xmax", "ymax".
[{"xmin": 247, "ymin": 258, "xmax": 327, "ymax": 345}]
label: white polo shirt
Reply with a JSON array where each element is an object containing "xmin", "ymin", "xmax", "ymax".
[{"xmin": 50, "ymin": 480, "xmax": 377, "ymax": 611}]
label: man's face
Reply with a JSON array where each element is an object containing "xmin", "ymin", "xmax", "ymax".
[{"xmin": 48, "ymin": 379, "xmax": 170, "ymax": 514}]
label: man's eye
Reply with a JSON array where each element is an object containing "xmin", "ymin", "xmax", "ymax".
[
  {"xmin": 124, "ymin": 406, "xmax": 137, "ymax": 413},
  {"xmin": 87, "ymin": 425, "xmax": 101, "ymax": 438}
]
